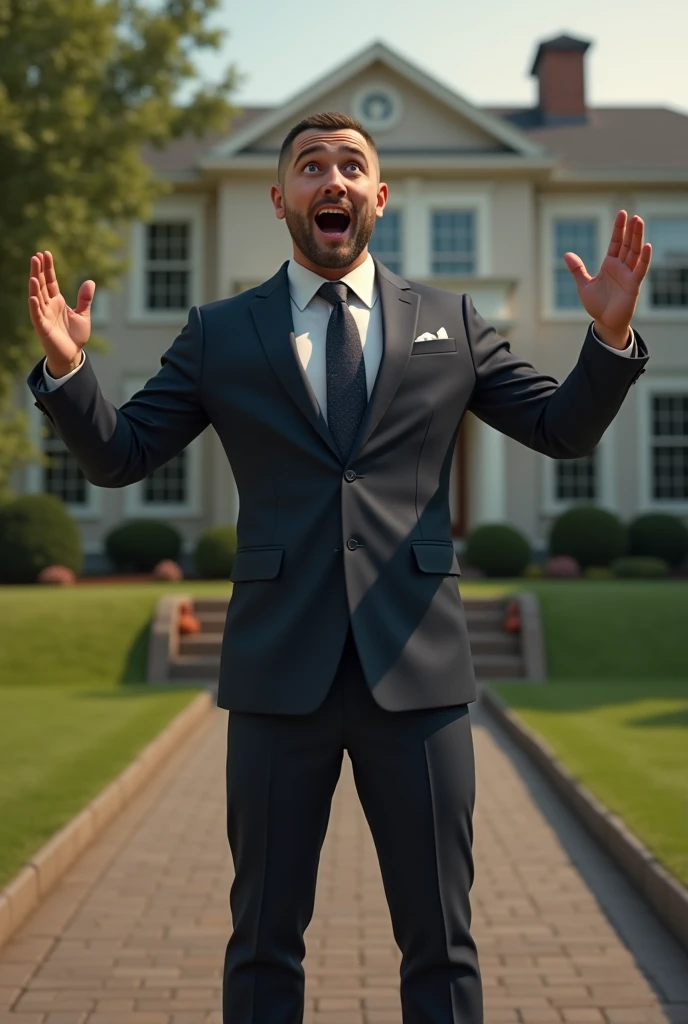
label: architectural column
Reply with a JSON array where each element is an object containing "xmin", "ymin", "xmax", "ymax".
[{"xmin": 467, "ymin": 413, "xmax": 507, "ymax": 529}]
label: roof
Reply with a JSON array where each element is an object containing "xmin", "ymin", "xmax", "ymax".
[{"xmin": 141, "ymin": 102, "xmax": 688, "ymax": 178}]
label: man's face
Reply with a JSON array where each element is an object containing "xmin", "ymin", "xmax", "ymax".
[{"xmin": 271, "ymin": 128, "xmax": 388, "ymax": 272}]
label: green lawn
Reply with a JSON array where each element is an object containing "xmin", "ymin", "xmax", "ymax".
[{"xmin": 0, "ymin": 581, "xmax": 235, "ymax": 888}]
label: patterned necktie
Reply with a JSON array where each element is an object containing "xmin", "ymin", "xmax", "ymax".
[{"xmin": 318, "ymin": 281, "xmax": 368, "ymax": 461}]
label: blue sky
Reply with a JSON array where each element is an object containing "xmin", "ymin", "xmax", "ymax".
[{"xmin": 185, "ymin": 0, "xmax": 687, "ymax": 116}]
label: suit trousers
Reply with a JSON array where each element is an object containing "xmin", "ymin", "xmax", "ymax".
[{"xmin": 223, "ymin": 624, "xmax": 483, "ymax": 1023}]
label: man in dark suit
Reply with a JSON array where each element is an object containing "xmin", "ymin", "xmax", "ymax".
[{"xmin": 27, "ymin": 111, "xmax": 651, "ymax": 1023}]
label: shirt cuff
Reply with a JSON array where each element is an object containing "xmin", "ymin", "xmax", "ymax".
[
  {"xmin": 43, "ymin": 351, "xmax": 85, "ymax": 390},
  {"xmin": 590, "ymin": 323, "xmax": 636, "ymax": 357}
]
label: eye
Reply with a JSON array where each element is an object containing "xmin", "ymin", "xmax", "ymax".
[
  {"xmin": 303, "ymin": 161, "xmax": 319, "ymax": 172},
  {"xmin": 346, "ymin": 161, "xmax": 362, "ymax": 172}
]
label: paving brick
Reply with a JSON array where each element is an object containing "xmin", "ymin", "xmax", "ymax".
[{"xmin": 0, "ymin": 704, "xmax": 682, "ymax": 1023}]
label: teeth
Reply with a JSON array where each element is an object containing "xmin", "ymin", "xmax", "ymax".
[{"xmin": 317, "ymin": 208, "xmax": 348, "ymax": 217}]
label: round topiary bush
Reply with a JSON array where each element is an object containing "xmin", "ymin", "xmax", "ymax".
[
  {"xmin": 464, "ymin": 522, "xmax": 531, "ymax": 578},
  {"xmin": 0, "ymin": 493, "xmax": 83, "ymax": 583},
  {"xmin": 548, "ymin": 505, "xmax": 627, "ymax": 568},
  {"xmin": 628, "ymin": 513, "xmax": 688, "ymax": 567},
  {"xmin": 105, "ymin": 520, "xmax": 182, "ymax": 572},
  {"xmin": 194, "ymin": 525, "xmax": 237, "ymax": 579},
  {"xmin": 610, "ymin": 556, "xmax": 669, "ymax": 579}
]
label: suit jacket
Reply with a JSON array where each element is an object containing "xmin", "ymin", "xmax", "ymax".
[{"xmin": 27, "ymin": 259, "xmax": 649, "ymax": 714}]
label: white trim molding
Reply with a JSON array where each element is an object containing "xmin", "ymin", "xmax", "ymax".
[
  {"xmin": 400, "ymin": 179, "xmax": 493, "ymax": 279},
  {"xmin": 120, "ymin": 374, "xmax": 204, "ymax": 518},
  {"xmin": 636, "ymin": 371, "xmax": 688, "ymax": 514},
  {"xmin": 540, "ymin": 198, "xmax": 615, "ymax": 322},
  {"xmin": 631, "ymin": 195, "xmax": 688, "ymax": 323},
  {"xmin": 128, "ymin": 195, "xmax": 207, "ymax": 326},
  {"xmin": 25, "ymin": 396, "xmax": 104, "ymax": 520}
]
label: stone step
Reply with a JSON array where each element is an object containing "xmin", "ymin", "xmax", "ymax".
[
  {"xmin": 463, "ymin": 608, "xmax": 507, "ymax": 631},
  {"xmin": 168, "ymin": 654, "xmax": 221, "ymax": 680},
  {"xmin": 471, "ymin": 653, "xmax": 524, "ymax": 679},
  {"xmin": 468, "ymin": 631, "xmax": 520, "ymax": 656},
  {"xmin": 180, "ymin": 635, "xmax": 223, "ymax": 657}
]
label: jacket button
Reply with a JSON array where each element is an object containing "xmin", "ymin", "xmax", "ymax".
[
  {"xmin": 346, "ymin": 538, "xmax": 358, "ymax": 551},
  {"xmin": 344, "ymin": 469, "xmax": 357, "ymax": 482}
]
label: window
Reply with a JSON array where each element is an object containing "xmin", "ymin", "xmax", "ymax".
[
  {"xmin": 650, "ymin": 393, "xmax": 688, "ymax": 501},
  {"xmin": 368, "ymin": 210, "xmax": 403, "ymax": 274},
  {"xmin": 431, "ymin": 211, "xmax": 476, "ymax": 275},
  {"xmin": 646, "ymin": 217, "xmax": 688, "ymax": 309},
  {"xmin": 145, "ymin": 222, "xmax": 190, "ymax": 310},
  {"xmin": 41, "ymin": 420, "xmax": 88, "ymax": 505},
  {"xmin": 553, "ymin": 219, "xmax": 597, "ymax": 309},
  {"xmin": 554, "ymin": 451, "xmax": 597, "ymax": 502},
  {"xmin": 121, "ymin": 375, "xmax": 203, "ymax": 517}
]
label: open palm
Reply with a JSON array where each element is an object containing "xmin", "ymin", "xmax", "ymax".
[
  {"xmin": 563, "ymin": 211, "xmax": 652, "ymax": 334},
  {"xmin": 28, "ymin": 251, "xmax": 95, "ymax": 369}
]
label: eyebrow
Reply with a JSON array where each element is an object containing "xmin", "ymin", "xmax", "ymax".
[{"xmin": 293, "ymin": 143, "xmax": 368, "ymax": 167}]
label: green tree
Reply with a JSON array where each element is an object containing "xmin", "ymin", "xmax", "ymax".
[{"xmin": 0, "ymin": 0, "xmax": 241, "ymax": 500}]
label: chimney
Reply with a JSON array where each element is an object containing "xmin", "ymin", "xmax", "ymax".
[{"xmin": 530, "ymin": 34, "xmax": 592, "ymax": 124}]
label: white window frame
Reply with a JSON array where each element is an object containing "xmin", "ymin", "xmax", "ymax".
[
  {"xmin": 25, "ymin": 398, "xmax": 104, "ymax": 519},
  {"xmin": 128, "ymin": 196, "xmax": 206, "ymax": 325},
  {"xmin": 540, "ymin": 199, "xmax": 615, "ymax": 322},
  {"xmin": 540, "ymin": 418, "xmax": 617, "ymax": 516},
  {"xmin": 631, "ymin": 196, "xmax": 688, "ymax": 322},
  {"xmin": 636, "ymin": 372, "xmax": 688, "ymax": 513},
  {"xmin": 400, "ymin": 181, "xmax": 493, "ymax": 279},
  {"xmin": 368, "ymin": 200, "xmax": 405, "ymax": 274},
  {"xmin": 120, "ymin": 374, "xmax": 204, "ymax": 518}
]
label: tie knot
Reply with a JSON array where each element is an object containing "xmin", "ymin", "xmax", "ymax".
[{"xmin": 318, "ymin": 280, "xmax": 349, "ymax": 306}]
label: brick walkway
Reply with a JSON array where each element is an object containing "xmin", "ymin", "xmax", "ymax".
[{"xmin": 1, "ymin": 698, "xmax": 687, "ymax": 1024}]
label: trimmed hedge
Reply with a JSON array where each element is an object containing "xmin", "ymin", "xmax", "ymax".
[
  {"xmin": 105, "ymin": 520, "xmax": 182, "ymax": 572},
  {"xmin": 628, "ymin": 513, "xmax": 688, "ymax": 567},
  {"xmin": 0, "ymin": 493, "xmax": 83, "ymax": 583},
  {"xmin": 549, "ymin": 505, "xmax": 627, "ymax": 568},
  {"xmin": 464, "ymin": 522, "xmax": 531, "ymax": 578},
  {"xmin": 194, "ymin": 525, "xmax": 237, "ymax": 579},
  {"xmin": 611, "ymin": 556, "xmax": 669, "ymax": 579}
]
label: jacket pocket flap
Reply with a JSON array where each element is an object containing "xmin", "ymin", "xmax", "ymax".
[
  {"xmin": 411, "ymin": 336, "xmax": 457, "ymax": 354},
  {"xmin": 411, "ymin": 541, "xmax": 461, "ymax": 575},
  {"xmin": 230, "ymin": 546, "xmax": 284, "ymax": 582}
]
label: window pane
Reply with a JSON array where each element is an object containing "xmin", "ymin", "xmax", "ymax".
[
  {"xmin": 147, "ymin": 223, "xmax": 189, "ymax": 262},
  {"xmin": 431, "ymin": 211, "xmax": 475, "ymax": 275},
  {"xmin": 368, "ymin": 211, "xmax": 402, "ymax": 274},
  {"xmin": 553, "ymin": 219, "xmax": 597, "ymax": 309},
  {"xmin": 555, "ymin": 451, "xmax": 597, "ymax": 501},
  {"xmin": 651, "ymin": 395, "xmax": 688, "ymax": 500},
  {"xmin": 42, "ymin": 422, "xmax": 88, "ymax": 504},
  {"xmin": 646, "ymin": 218, "xmax": 688, "ymax": 309},
  {"xmin": 146, "ymin": 270, "xmax": 188, "ymax": 309},
  {"xmin": 143, "ymin": 452, "xmax": 187, "ymax": 504}
]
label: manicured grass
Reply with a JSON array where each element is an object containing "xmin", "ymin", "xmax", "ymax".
[
  {"xmin": 491, "ymin": 679, "xmax": 688, "ymax": 887},
  {"xmin": 0, "ymin": 684, "xmax": 200, "ymax": 888}
]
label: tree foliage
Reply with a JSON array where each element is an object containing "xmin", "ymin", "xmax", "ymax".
[{"xmin": 0, "ymin": 0, "xmax": 240, "ymax": 497}]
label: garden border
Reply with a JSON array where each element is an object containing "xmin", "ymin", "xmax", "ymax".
[
  {"xmin": 480, "ymin": 683, "xmax": 688, "ymax": 953},
  {"xmin": 0, "ymin": 688, "xmax": 213, "ymax": 951}
]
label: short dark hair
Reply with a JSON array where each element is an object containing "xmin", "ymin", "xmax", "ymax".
[{"xmin": 277, "ymin": 111, "xmax": 379, "ymax": 182}]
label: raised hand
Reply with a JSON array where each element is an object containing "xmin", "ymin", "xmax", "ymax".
[
  {"xmin": 28, "ymin": 251, "xmax": 95, "ymax": 376},
  {"xmin": 563, "ymin": 211, "xmax": 652, "ymax": 348}
]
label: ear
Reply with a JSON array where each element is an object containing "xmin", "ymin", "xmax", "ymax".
[
  {"xmin": 375, "ymin": 181, "xmax": 389, "ymax": 217},
  {"xmin": 270, "ymin": 184, "xmax": 286, "ymax": 221}
]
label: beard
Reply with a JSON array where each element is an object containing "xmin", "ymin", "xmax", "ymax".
[{"xmin": 283, "ymin": 200, "xmax": 378, "ymax": 269}]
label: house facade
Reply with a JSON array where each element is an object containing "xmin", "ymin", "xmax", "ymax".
[{"xmin": 13, "ymin": 33, "xmax": 688, "ymax": 569}]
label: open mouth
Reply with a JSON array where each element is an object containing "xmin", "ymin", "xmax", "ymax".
[{"xmin": 314, "ymin": 206, "xmax": 352, "ymax": 238}]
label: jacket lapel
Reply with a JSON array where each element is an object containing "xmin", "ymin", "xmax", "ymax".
[
  {"xmin": 249, "ymin": 262, "xmax": 342, "ymax": 462},
  {"xmin": 348, "ymin": 259, "xmax": 420, "ymax": 460}
]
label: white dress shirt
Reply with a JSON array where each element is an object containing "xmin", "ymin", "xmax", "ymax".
[{"xmin": 42, "ymin": 255, "xmax": 637, "ymax": 408}]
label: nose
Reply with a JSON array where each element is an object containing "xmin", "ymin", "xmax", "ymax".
[{"xmin": 321, "ymin": 165, "xmax": 347, "ymax": 196}]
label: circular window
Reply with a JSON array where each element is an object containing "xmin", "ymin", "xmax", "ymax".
[{"xmin": 352, "ymin": 83, "xmax": 402, "ymax": 132}]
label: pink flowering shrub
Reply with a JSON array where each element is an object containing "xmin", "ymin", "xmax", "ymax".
[
  {"xmin": 544, "ymin": 555, "xmax": 581, "ymax": 578},
  {"xmin": 37, "ymin": 564, "xmax": 76, "ymax": 585},
  {"xmin": 152, "ymin": 559, "xmax": 183, "ymax": 581}
]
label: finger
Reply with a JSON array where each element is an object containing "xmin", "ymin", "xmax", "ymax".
[
  {"xmin": 28, "ymin": 272, "xmax": 48, "ymax": 315},
  {"xmin": 618, "ymin": 212, "xmax": 634, "ymax": 263},
  {"xmin": 74, "ymin": 279, "xmax": 95, "ymax": 315},
  {"xmin": 36, "ymin": 252, "xmax": 50, "ymax": 305},
  {"xmin": 28, "ymin": 294, "xmax": 49, "ymax": 336},
  {"xmin": 632, "ymin": 242, "xmax": 652, "ymax": 284},
  {"xmin": 625, "ymin": 217, "xmax": 644, "ymax": 270},
  {"xmin": 563, "ymin": 252, "xmax": 592, "ymax": 288},
  {"xmin": 43, "ymin": 250, "xmax": 60, "ymax": 298},
  {"xmin": 607, "ymin": 210, "xmax": 627, "ymax": 259}
]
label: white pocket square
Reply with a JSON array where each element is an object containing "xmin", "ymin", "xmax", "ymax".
[{"xmin": 414, "ymin": 327, "xmax": 449, "ymax": 343}]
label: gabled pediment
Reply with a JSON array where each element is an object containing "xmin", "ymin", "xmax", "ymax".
[{"xmin": 201, "ymin": 41, "xmax": 550, "ymax": 167}]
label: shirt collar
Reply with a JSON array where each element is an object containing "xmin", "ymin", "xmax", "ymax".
[{"xmin": 287, "ymin": 253, "xmax": 377, "ymax": 312}]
